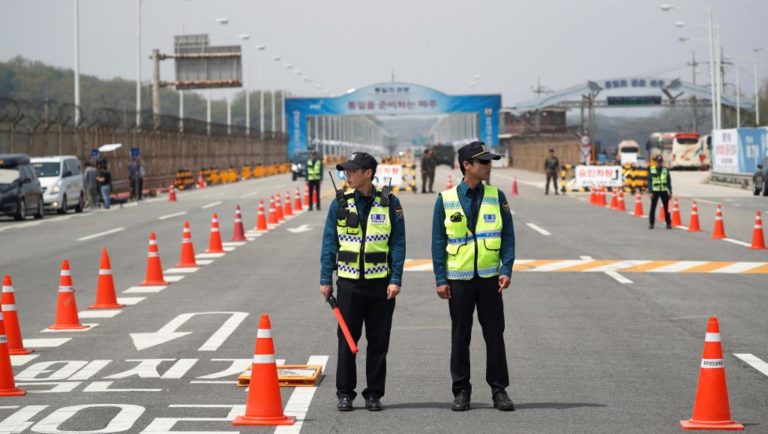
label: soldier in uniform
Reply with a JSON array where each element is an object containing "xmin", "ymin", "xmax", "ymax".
[
  {"xmin": 319, "ymin": 152, "xmax": 406, "ymax": 411},
  {"xmin": 431, "ymin": 141, "xmax": 516, "ymax": 412}
]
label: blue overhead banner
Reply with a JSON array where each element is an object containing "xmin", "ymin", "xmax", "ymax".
[
  {"xmin": 712, "ymin": 127, "xmax": 768, "ymax": 174},
  {"xmin": 285, "ymin": 82, "xmax": 501, "ymax": 157}
]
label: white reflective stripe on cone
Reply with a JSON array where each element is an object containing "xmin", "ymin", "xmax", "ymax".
[
  {"xmin": 1, "ymin": 304, "xmax": 16, "ymax": 311},
  {"xmin": 148, "ymin": 252, "xmax": 159, "ymax": 257},
  {"xmin": 149, "ymin": 240, "xmax": 158, "ymax": 245},
  {"xmin": 182, "ymin": 239, "xmax": 191, "ymax": 243},
  {"xmin": 98, "ymin": 269, "xmax": 112, "ymax": 275},
  {"xmin": 705, "ymin": 333, "xmax": 721, "ymax": 342},
  {"xmin": 60, "ymin": 270, "xmax": 72, "ymax": 276},
  {"xmin": 1, "ymin": 286, "xmax": 13, "ymax": 293},
  {"xmin": 256, "ymin": 329, "xmax": 272, "ymax": 338},
  {"xmin": 212, "ymin": 228, "xmax": 220, "ymax": 232},
  {"xmin": 701, "ymin": 358, "xmax": 724, "ymax": 368},
  {"xmin": 58, "ymin": 286, "xmax": 74, "ymax": 292},
  {"xmin": 253, "ymin": 354, "xmax": 276, "ymax": 364}
]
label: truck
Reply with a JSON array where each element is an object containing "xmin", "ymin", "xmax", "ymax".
[{"xmin": 617, "ymin": 140, "xmax": 640, "ymax": 166}]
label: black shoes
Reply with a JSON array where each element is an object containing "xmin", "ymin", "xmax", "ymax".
[
  {"xmin": 666, "ymin": 223, "xmax": 672, "ymax": 229},
  {"xmin": 451, "ymin": 390, "xmax": 471, "ymax": 411},
  {"xmin": 337, "ymin": 396, "xmax": 353, "ymax": 411},
  {"xmin": 649, "ymin": 224, "xmax": 654, "ymax": 229},
  {"xmin": 365, "ymin": 396, "xmax": 383, "ymax": 411},
  {"xmin": 493, "ymin": 391, "xmax": 516, "ymax": 411}
]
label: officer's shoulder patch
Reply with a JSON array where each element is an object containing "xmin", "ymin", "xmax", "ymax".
[
  {"xmin": 395, "ymin": 207, "xmax": 404, "ymax": 218},
  {"xmin": 502, "ymin": 202, "xmax": 511, "ymax": 214}
]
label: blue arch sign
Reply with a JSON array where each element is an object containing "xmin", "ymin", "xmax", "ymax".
[{"xmin": 285, "ymin": 82, "xmax": 501, "ymax": 157}]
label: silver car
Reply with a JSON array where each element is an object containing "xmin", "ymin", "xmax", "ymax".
[{"xmin": 31, "ymin": 156, "xmax": 85, "ymax": 213}]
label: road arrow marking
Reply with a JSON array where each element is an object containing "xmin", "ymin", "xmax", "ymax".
[
  {"xmin": 130, "ymin": 311, "xmax": 248, "ymax": 351},
  {"xmin": 287, "ymin": 224, "xmax": 313, "ymax": 233}
]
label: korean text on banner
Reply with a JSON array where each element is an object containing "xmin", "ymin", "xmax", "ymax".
[{"xmin": 574, "ymin": 165, "xmax": 622, "ymax": 188}]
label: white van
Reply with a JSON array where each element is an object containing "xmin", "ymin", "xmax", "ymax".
[{"xmin": 30, "ymin": 156, "xmax": 85, "ymax": 213}]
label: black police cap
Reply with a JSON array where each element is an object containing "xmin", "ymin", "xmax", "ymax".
[
  {"xmin": 336, "ymin": 152, "xmax": 378, "ymax": 171},
  {"xmin": 458, "ymin": 141, "xmax": 501, "ymax": 166}
]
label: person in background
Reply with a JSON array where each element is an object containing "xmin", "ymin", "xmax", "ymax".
[
  {"xmin": 97, "ymin": 161, "xmax": 112, "ymax": 209},
  {"xmin": 544, "ymin": 148, "xmax": 560, "ymax": 195},
  {"xmin": 83, "ymin": 161, "xmax": 99, "ymax": 209},
  {"xmin": 648, "ymin": 154, "xmax": 672, "ymax": 229},
  {"xmin": 421, "ymin": 148, "xmax": 436, "ymax": 193},
  {"xmin": 307, "ymin": 150, "xmax": 324, "ymax": 211},
  {"xmin": 128, "ymin": 158, "xmax": 144, "ymax": 201}
]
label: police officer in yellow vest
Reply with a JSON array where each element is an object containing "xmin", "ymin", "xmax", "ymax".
[
  {"xmin": 648, "ymin": 154, "xmax": 672, "ymax": 229},
  {"xmin": 432, "ymin": 141, "xmax": 516, "ymax": 412},
  {"xmin": 307, "ymin": 150, "xmax": 323, "ymax": 211},
  {"xmin": 319, "ymin": 152, "xmax": 406, "ymax": 412}
]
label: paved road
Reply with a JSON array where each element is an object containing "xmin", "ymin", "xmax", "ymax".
[{"xmin": 0, "ymin": 166, "xmax": 766, "ymax": 433}]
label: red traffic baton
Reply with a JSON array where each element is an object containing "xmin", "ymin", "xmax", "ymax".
[{"xmin": 327, "ymin": 295, "xmax": 358, "ymax": 354}]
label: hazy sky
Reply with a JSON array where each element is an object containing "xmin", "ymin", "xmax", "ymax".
[{"xmin": 2, "ymin": 0, "xmax": 766, "ymax": 105}]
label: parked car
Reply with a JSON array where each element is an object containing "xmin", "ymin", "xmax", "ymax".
[
  {"xmin": 31, "ymin": 156, "xmax": 85, "ymax": 213},
  {"xmin": 291, "ymin": 151, "xmax": 314, "ymax": 181},
  {"xmin": 753, "ymin": 157, "xmax": 768, "ymax": 196},
  {"xmin": 0, "ymin": 154, "xmax": 44, "ymax": 220}
]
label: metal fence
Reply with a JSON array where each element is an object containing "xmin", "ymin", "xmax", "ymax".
[{"xmin": 0, "ymin": 97, "xmax": 288, "ymax": 192}]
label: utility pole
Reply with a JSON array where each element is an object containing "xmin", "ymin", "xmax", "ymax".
[{"xmin": 688, "ymin": 51, "xmax": 699, "ymax": 131}]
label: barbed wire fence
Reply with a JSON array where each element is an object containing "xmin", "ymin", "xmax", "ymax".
[{"xmin": 0, "ymin": 97, "xmax": 288, "ymax": 192}]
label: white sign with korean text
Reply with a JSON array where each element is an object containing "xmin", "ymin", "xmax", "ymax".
[
  {"xmin": 375, "ymin": 165, "xmax": 403, "ymax": 187},
  {"xmin": 574, "ymin": 165, "xmax": 622, "ymax": 187},
  {"xmin": 712, "ymin": 129, "xmax": 739, "ymax": 173}
]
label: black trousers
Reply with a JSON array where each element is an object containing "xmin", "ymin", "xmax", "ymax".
[
  {"xmin": 308, "ymin": 180, "xmax": 321, "ymax": 210},
  {"xmin": 545, "ymin": 172, "xmax": 559, "ymax": 194},
  {"xmin": 448, "ymin": 276, "xmax": 509, "ymax": 397},
  {"xmin": 336, "ymin": 277, "xmax": 396, "ymax": 400},
  {"xmin": 649, "ymin": 191, "xmax": 671, "ymax": 226},
  {"xmin": 421, "ymin": 171, "xmax": 435, "ymax": 192}
]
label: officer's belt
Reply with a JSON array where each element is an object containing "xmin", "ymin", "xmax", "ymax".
[{"xmin": 337, "ymin": 251, "xmax": 388, "ymax": 264}]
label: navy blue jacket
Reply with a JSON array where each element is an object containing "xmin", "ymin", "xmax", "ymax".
[
  {"xmin": 320, "ymin": 189, "xmax": 406, "ymax": 286},
  {"xmin": 432, "ymin": 181, "xmax": 515, "ymax": 287}
]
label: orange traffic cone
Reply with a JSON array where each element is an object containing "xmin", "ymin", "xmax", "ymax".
[
  {"xmin": 275, "ymin": 194, "xmax": 284, "ymax": 222},
  {"xmin": 168, "ymin": 184, "xmax": 177, "ymax": 202},
  {"xmin": 268, "ymin": 196, "xmax": 278, "ymax": 226},
  {"xmin": 140, "ymin": 232, "xmax": 168, "ymax": 286},
  {"xmin": 232, "ymin": 205, "xmax": 247, "ymax": 241},
  {"xmin": 609, "ymin": 190, "xmax": 618, "ymax": 209},
  {"xmin": 633, "ymin": 192, "xmax": 644, "ymax": 217},
  {"xmin": 294, "ymin": 188, "xmax": 303, "ymax": 211},
  {"xmin": 617, "ymin": 191, "xmax": 627, "ymax": 212},
  {"xmin": 0, "ymin": 310, "xmax": 24, "ymax": 396},
  {"xmin": 689, "ymin": 201, "xmax": 702, "ymax": 232},
  {"xmin": 232, "ymin": 314, "xmax": 295, "ymax": 426},
  {"xmin": 255, "ymin": 200, "xmax": 268, "ymax": 232},
  {"xmin": 283, "ymin": 191, "xmax": 293, "ymax": 217},
  {"xmin": 599, "ymin": 186, "xmax": 607, "ymax": 207},
  {"xmin": 49, "ymin": 260, "xmax": 89, "ymax": 330},
  {"xmin": 671, "ymin": 197, "xmax": 682, "ymax": 227},
  {"xmin": 1, "ymin": 275, "xmax": 32, "ymax": 355},
  {"xmin": 197, "ymin": 172, "xmax": 206, "ymax": 189},
  {"xmin": 512, "ymin": 177, "xmax": 519, "ymax": 195},
  {"xmin": 176, "ymin": 221, "xmax": 198, "ymax": 267},
  {"xmin": 589, "ymin": 188, "xmax": 596, "ymax": 205},
  {"xmin": 89, "ymin": 248, "xmax": 123, "ymax": 309},
  {"xmin": 680, "ymin": 317, "xmax": 743, "ymax": 430},
  {"xmin": 446, "ymin": 175, "xmax": 453, "ymax": 190},
  {"xmin": 711, "ymin": 204, "xmax": 726, "ymax": 240},
  {"xmin": 749, "ymin": 211, "xmax": 766, "ymax": 250},
  {"xmin": 206, "ymin": 213, "xmax": 225, "ymax": 253},
  {"xmin": 304, "ymin": 184, "xmax": 310, "ymax": 208}
]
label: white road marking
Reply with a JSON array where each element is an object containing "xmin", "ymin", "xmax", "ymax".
[
  {"xmin": 653, "ymin": 261, "xmax": 708, "ymax": 273},
  {"xmin": 76, "ymin": 227, "xmax": 125, "ymax": 241},
  {"xmin": 733, "ymin": 353, "xmax": 768, "ymax": 377},
  {"xmin": 164, "ymin": 267, "xmax": 200, "ymax": 274},
  {"xmin": 723, "ymin": 238, "xmax": 752, "ymax": 248},
  {"xmin": 165, "ymin": 275, "xmax": 185, "ymax": 282},
  {"xmin": 713, "ymin": 262, "xmax": 768, "ymax": 273},
  {"xmin": 10, "ymin": 354, "xmax": 39, "ymax": 366},
  {"xmin": 695, "ymin": 198, "xmax": 719, "ymax": 205},
  {"xmin": 41, "ymin": 323, "xmax": 97, "ymax": 333},
  {"xmin": 116, "ymin": 296, "xmax": 146, "ymax": 305},
  {"xmin": 196, "ymin": 259, "xmax": 214, "ymax": 265},
  {"xmin": 202, "ymin": 201, "xmax": 222, "ymax": 209},
  {"xmin": 241, "ymin": 191, "xmax": 260, "ymax": 198},
  {"xmin": 605, "ymin": 271, "xmax": 634, "ymax": 284},
  {"xmin": 223, "ymin": 246, "xmax": 236, "ymax": 252},
  {"xmin": 124, "ymin": 285, "xmax": 166, "ymax": 294},
  {"xmin": 158, "ymin": 211, "xmax": 187, "ymax": 220},
  {"xmin": 275, "ymin": 355, "xmax": 330, "ymax": 434},
  {"xmin": 526, "ymin": 223, "xmax": 551, "ymax": 236},
  {"xmin": 222, "ymin": 241, "xmax": 247, "ymax": 247},
  {"xmin": 23, "ymin": 338, "xmax": 71, "ymax": 348},
  {"xmin": 196, "ymin": 253, "xmax": 225, "ymax": 259},
  {"xmin": 78, "ymin": 310, "xmax": 122, "ymax": 319},
  {"xmin": 130, "ymin": 311, "xmax": 248, "ymax": 352}
]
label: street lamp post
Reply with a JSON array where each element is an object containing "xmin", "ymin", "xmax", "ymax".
[
  {"xmin": 239, "ymin": 34, "xmax": 251, "ymax": 133},
  {"xmin": 754, "ymin": 48, "xmax": 764, "ymax": 125},
  {"xmin": 74, "ymin": 0, "xmax": 80, "ymax": 127},
  {"xmin": 272, "ymin": 55, "xmax": 281, "ymax": 132},
  {"xmin": 136, "ymin": 0, "xmax": 141, "ymax": 128},
  {"xmin": 257, "ymin": 45, "xmax": 266, "ymax": 133}
]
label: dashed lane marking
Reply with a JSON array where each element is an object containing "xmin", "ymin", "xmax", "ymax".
[
  {"xmin": 164, "ymin": 267, "xmax": 200, "ymax": 274},
  {"xmin": 10, "ymin": 354, "xmax": 39, "ymax": 367},
  {"xmin": 404, "ymin": 259, "xmax": 768, "ymax": 274},
  {"xmin": 124, "ymin": 286, "xmax": 166, "ymax": 294},
  {"xmin": 733, "ymin": 353, "xmax": 768, "ymax": 377},
  {"xmin": 78, "ymin": 310, "xmax": 122, "ymax": 319},
  {"xmin": 158, "ymin": 211, "xmax": 187, "ymax": 220},
  {"xmin": 275, "ymin": 355, "xmax": 330, "ymax": 434},
  {"xmin": 76, "ymin": 227, "xmax": 126, "ymax": 241},
  {"xmin": 196, "ymin": 259, "xmax": 214, "ymax": 265},
  {"xmin": 41, "ymin": 324, "xmax": 98, "ymax": 333},
  {"xmin": 526, "ymin": 223, "xmax": 551, "ymax": 236},
  {"xmin": 196, "ymin": 253, "xmax": 225, "ymax": 259},
  {"xmin": 22, "ymin": 338, "xmax": 71, "ymax": 348},
  {"xmin": 202, "ymin": 201, "xmax": 222, "ymax": 209},
  {"xmin": 222, "ymin": 242, "xmax": 247, "ymax": 247},
  {"xmin": 116, "ymin": 296, "xmax": 146, "ymax": 305},
  {"xmin": 164, "ymin": 275, "xmax": 185, "ymax": 282}
]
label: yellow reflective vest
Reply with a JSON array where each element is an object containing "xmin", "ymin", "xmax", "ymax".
[
  {"xmin": 336, "ymin": 188, "xmax": 391, "ymax": 279},
  {"xmin": 442, "ymin": 184, "xmax": 502, "ymax": 280},
  {"xmin": 307, "ymin": 160, "xmax": 322, "ymax": 181}
]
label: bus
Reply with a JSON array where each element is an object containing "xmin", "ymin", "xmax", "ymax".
[{"xmin": 648, "ymin": 132, "xmax": 704, "ymax": 169}]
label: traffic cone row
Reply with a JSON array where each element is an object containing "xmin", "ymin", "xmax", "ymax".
[
  {"xmin": 294, "ymin": 188, "xmax": 303, "ymax": 211},
  {"xmin": 283, "ymin": 191, "xmax": 293, "ymax": 217},
  {"xmin": 304, "ymin": 184, "xmax": 310, "ymax": 208},
  {"xmin": 176, "ymin": 222, "xmax": 198, "ymax": 267},
  {"xmin": 616, "ymin": 191, "xmax": 626, "ymax": 212},
  {"xmin": 231, "ymin": 206, "xmax": 247, "ymax": 242},
  {"xmin": 255, "ymin": 200, "xmax": 268, "ymax": 232},
  {"xmin": 671, "ymin": 197, "xmax": 682, "ymax": 227},
  {"xmin": 140, "ymin": 232, "xmax": 168, "ymax": 286},
  {"xmin": 89, "ymin": 249, "xmax": 123, "ymax": 309},
  {"xmin": 268, "ymin": 196, "xmax": 278, "ymax": 227},
  {"xmin": 0, "ymin": 309, "xmax": 25, "ymax": 396},
  {"xmin": 168, "ymin": 184, "xmax": 177, "ymax": 202},
  {"xmin": 688, "ymin": 201, "xmax": 702, "ymax": 232},
  {"xmin": 633, "ymin": 192, "xmax": 644, "ymax": 217},
  {"xmin": 1, "ymin": 276, "xmax": 32, "ymax": 355},
  {"xmin": 50, "ymin": 260, "xmax": 89, "ymax": 330},
  {"xmin": 207, "ymin": 213, "xmax": 225, "ymax": 253},
  {"xmin": 750, "ymin": 211, "xmax": 766, "ymax": 250},
  {"xmin": 711, "ymin": 204, "xmax": 726, "ymax": 240},
  {"xmin": 275, "ymin": 195, "xmax": 284, "ymax": 222},
  {"xmin": 512, "ymin": 177, "xmax": 519, "ymax": 196}
]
